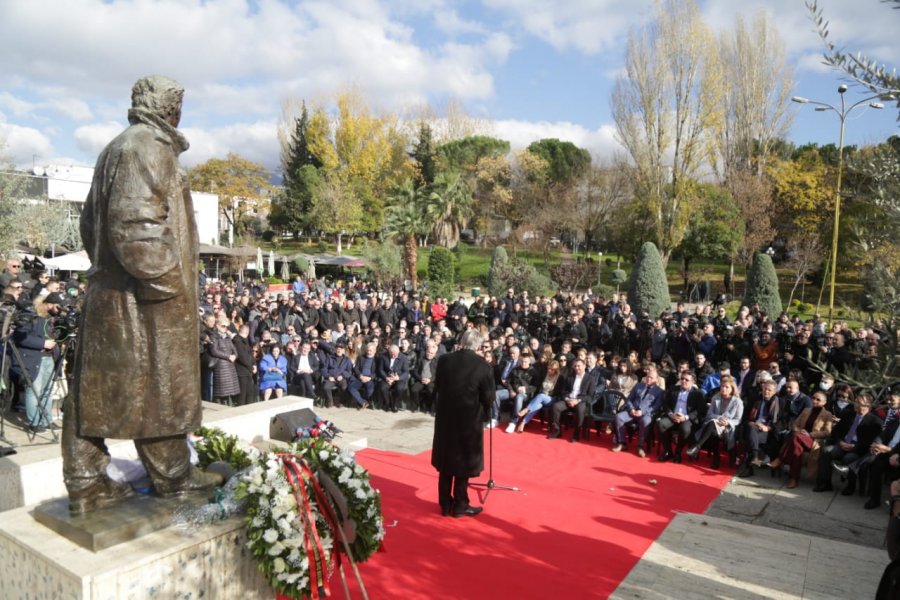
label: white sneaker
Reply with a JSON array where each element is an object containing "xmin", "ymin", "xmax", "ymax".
[
  {"xmin": 489, "ymin": 419, "xmax": 498, "ymax": 429},
  {"xmin": 504, "ymin": 422, "xmax": 516, "ymax": 433}
]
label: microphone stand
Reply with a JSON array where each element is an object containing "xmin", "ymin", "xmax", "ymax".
[{"xmin": 470, "ymin": 418, "xmax": 520, "ymax": 504}]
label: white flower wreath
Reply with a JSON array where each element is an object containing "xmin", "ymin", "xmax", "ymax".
[{"xmin": 238, "ymin": 436, "xmax": 385, "ymax": 599}]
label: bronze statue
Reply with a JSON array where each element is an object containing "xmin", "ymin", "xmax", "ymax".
[{"xmin": 62, "ymin": 75, "xmax": 219, "ymax": 514}]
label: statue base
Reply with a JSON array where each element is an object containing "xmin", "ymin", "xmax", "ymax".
[
  {"xmin": 32, "ymin": 490, "xmax": 213, "ymax": 552},
  {"xmin": 0, "ymin": 500, "xmax": 271, "ymax": 599}
]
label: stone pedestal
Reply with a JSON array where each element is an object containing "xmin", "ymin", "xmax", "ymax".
[{"xmin": 0, "ymin": 502, "xmax": 271, "ymax": 600}]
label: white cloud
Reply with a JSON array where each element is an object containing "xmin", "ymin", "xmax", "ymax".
[
  {"xmin": 433, "ymin": 8, "xmax": 487, "ymax": 36},
  {"xmin": 491, "ymin": 119, "xmax": 622, "ymax": 161},
  {"xmin": 182, "ymin": 121, "xmax": 280, "ymax": 170},
  {"xmin": 47, "ymin": 98, "xmax": 93, "ymax": 122},
  {"xmin": 483, "ymin": 0, "xmax": 654, "ymax": 54},
  {"xmin": 0, "ymin": 122, "xmax": 55, "ymax": 168},
  {"xmin": 0, "ymin": 92, "xmax": 35, "ymax": 119},
  {"xmin": 73, "ymin": 121, "xmax": 124, "ymax": 157}
]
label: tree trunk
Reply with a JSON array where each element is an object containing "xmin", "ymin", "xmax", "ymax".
[
  {"xmin": 336, "ymin": 233, "xmax": 343, "ymax": 255},
  {"xmin": 682, "ymin": 255, "xmax": 691, "ymax": 293},
  {"xmin": 405, "ymin": 234, "xmax": 418, "ymax": 289}
]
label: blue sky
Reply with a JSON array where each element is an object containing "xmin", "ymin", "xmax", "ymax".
[{"xmin": 0, "ymin": 0, "xmax": 897, "ymax": 174}]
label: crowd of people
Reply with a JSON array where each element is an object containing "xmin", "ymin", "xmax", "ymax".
[{"xmin": 2, "ymin": 257, "xmax": 897, "ymax": 514}]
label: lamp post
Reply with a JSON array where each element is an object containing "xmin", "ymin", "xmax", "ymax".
[
  {"xmin": 791, "ymin": 85, "xmax": 893, "ymax": 326},
  {"xmin": 597, "ymin": 251, "xmax": 603, "ymax": 287}
]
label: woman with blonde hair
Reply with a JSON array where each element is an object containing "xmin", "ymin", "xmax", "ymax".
[
  {"xmin": 514, "ymin": 360, "xmax": 563, "ymax": 432},
  {"xmin": 686, "ymin": 375, "xmax": 744, "ymax": 469}
]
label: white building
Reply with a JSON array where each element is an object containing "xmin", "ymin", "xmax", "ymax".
[{"xmin": 26, "ymin": 164, "xmax": 220, "ymax": 246}]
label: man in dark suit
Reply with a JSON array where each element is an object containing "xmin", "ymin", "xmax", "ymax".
[
  {"xmin": 815, "ymin": 394, "xmax": 883, "ymax": 492},
  {"xmin": 348, "ymin": 342, "xmax": 378, "ymax": 409},
  {"xmin": 410, "ymin": 340, "xmax": 440, "ymax": 413},
  {"xmin": 376, "ymin": 343, "xmax": 410, "ymax": 412},
  {"xmin": 431, "ymin": 330, "xmax": 495, "ymax": 518},
  {"xmin": 613, "ymin": 364, "xmax": 665, "ymax": 457},
  {"xmin": 321, "ymin": 342, "xmax": 353, "ymax": 408},
  {"xmin": 735, "ymin": 356, "xmax": 756, "ymax": 400},
  {"xmin": 548, "ymin": 358, "xmax": 597, "ymax": 443},
  {"xmin": 658, "ymin": 370, "xmax": 705, "ymax": 463},
  {"xmin": 288, "ymin": 340, "xmax": 321, "ymax": 400}
]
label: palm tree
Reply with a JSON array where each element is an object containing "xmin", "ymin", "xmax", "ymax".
[
  {"xmin": 385, "ymin": 180, "xmax": 428, "ymax": 288},
  {"xmin": 428, "ymin": 171, "xmax": 474, "ymax": 248}
]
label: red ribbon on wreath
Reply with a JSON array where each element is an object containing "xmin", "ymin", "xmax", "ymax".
[{"xmin": 275, "ymin": 453, "xmax": 344, "ymax": 600}]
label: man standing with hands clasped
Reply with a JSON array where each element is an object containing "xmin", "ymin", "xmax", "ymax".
[{"xmin": 431, "ymin": 330, "xmax": 494, "ymax": 518}]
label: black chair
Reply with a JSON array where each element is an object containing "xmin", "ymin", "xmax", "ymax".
[{"xmin": 582, "ymin": 389, "xmax": 627, "ymax": 440}]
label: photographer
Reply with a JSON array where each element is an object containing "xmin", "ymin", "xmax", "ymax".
[{"xmin": 12, "ymin": 293, "xmax": 63, "ymax": 432}]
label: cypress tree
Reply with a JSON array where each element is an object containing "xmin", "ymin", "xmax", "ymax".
[
  {"xmin": 428, "ymin": 246, "xmax": 455, "ymax": 299},
  {"xmin": 487, "ymin": 246, "xmax": 509, "ymax": 297},
  {"xmin": 627, "ymin": 242, "xmax": 670, "ymax": 317},
  {"xmin": 743, "ymin": 253, "xmax": 782, "ymax": 318}
]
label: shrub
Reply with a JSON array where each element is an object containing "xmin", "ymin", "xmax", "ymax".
[
  {"xmin": 487, "ymin": 245, "xmax": 551, "ymax": 297},
  {"xmin": 742, "ymin": 252, "xmax": 782, "ymax": 318},
  {"xmin": 428, "ymin": 246, "xmax": 456, "ymax": 299},
  {"xmin": 627, "ymin": 242, "xmax": 670, "ymax": 317}
]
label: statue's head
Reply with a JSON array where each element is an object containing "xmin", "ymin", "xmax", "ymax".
[{"xmin": 131, "ymin": 75, "xmax": 184, "ymax": 127}]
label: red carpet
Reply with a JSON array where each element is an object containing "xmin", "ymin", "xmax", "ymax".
[{"xmin": 332, "ymin": 429, "xmax": 733, "ymax": 599}]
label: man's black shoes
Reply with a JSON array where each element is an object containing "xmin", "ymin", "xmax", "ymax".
[
  {"xmin": 547, "ymin": 428, "xmax": 561, "ymax": 440},
  {"xmin": 659, "ymin": 452, "xmax": 673, "ymax": 462},
  {"xmin": 453, "ymin": 506, "xmax": 483, "ymax": 518}
]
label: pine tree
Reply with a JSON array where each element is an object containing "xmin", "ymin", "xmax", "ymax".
[
  {"xmin": 743, "ymin": 252, "xmax": 782, "ymax": 318},
  {"xmin": 627, "ymin": 242, "xmax": 671, "ymax": 317}
]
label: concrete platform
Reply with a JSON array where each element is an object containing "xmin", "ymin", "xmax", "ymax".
[{"xmin": 611, "ymin": 512, "xmax": 886, "ymax": 600}]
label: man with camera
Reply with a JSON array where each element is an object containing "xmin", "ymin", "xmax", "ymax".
[{"xmin": 12, "ymin": 293, "xmax": 64, "ymax": 432}]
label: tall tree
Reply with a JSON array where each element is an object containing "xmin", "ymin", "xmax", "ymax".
[
  {"xmin": 427, "ymin": 171, "xmax": 473, "ymax": 249},
  {"xmin": 273, "ymin": 101, "xmax": 322, "ymax": 237},
  {"xmin": 717, "ymin": 12, "xmax": 794, "ymax": 178},
  {"xmin": 676, "ymin": 183, "xmax": 743, "ymax": 291},
  {"xmin": 726, "ymin": 168, "xmax": 775, "ymax": 266},
  {"xmin": 411, "ymin": 122, "xmax": 437, "ymax": 187},
  {"xmin": 611, "ymin": 0, "xmax": 723, "ymax": 264},
  {"xmin": 384, "ymin": 180, "xmax": 428, "ymax": 288},
  {"xmin": 308, "ymin": 173, "xmax": 362, "ymax": 255},
  {"xmin": 188, "ymin": 153, "xmax": 272, "ymax": 245},
  {"xmin": 305, "ymin": 89, "xmax": 414, "ymax": 232},
  {"xmin": 768, "ymin": 151, "xmax": 833, "ymax": 241},
  {"xmin": 437, "ymin": 136, "xmax": 510, "ymax": 174},
  {"xmin": 0, "ymin": 138, "xmax": 28, "ymax": 258},
  {"xmin": 526, "ymin": 138, "xmax": 591, "ymax": 183}
]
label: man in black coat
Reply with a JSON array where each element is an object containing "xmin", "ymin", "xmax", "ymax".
[
  {"xmin": 431, "ymin": 330, "xmax": 494, "ymax": 518},
  {"xmin": 376, "ymin": 344, "xmax": 410, "ymax": 412},
  {"xmin": 658, "ymin": 370, "xmax": 705, "ymax": 463}
]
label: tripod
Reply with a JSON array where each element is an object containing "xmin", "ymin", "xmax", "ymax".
[
  {"xmin": 0, "ymin": 309, "xmax": 71, "ymax": 445},
  {"xmin": 470, "ymin": 419, "xmax": 520, "ymax": 504}
]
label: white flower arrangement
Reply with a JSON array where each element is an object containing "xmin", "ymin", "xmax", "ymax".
[{"xmin": 238, "ymin": 436, "xmax": 384, "ymax": 600}]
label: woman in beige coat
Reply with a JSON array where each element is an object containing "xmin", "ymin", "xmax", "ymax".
[{"xmin": 768, "ymin": 390, "xmax": 833, "ymax": 488}]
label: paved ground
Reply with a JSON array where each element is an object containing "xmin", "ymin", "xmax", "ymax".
[{"xmin": 4, "ymin": 400, "xmax": 891, "ymax": 596}]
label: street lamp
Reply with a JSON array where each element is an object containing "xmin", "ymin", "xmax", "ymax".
[
  {"xmin": 597, "ymin": 251, "xmax": 603, "ymax": 287},
  {"xmin": 791, "ymin": 85, "xmax": 893, "ymax": 326}
]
